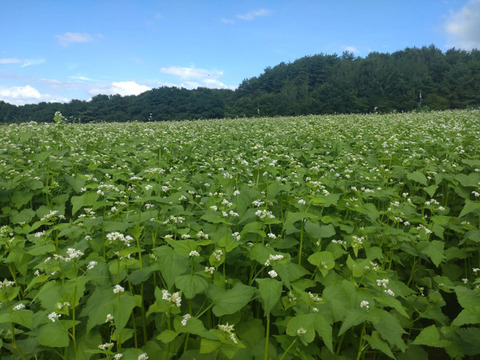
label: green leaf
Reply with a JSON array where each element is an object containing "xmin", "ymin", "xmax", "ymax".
[
  {"xmin": 311, "ymin": 193, "xmax": 341, "ymax": 207},
  {"xmin": 456, "ymin": 173, "xmax": 480, "ymax": 187},
  {"xmin": 323, "ymin": 281, "xmax": 354, "ymax": 322},
  {"xmin": 38, "ymin": 323, "xmax": 70, "ymax": 347},
  {"xmin": 71, "ymin": 191, "xmax": 99, "ymax": 215},
  {"xmin": 459, "ymin": 200, "xmax": 480, "ymax": 218},
  {"xmin": 420, "ymin": 240, "xmax": 445, "ymax": 267},
  {"xmin": 256, "ymin": 278, "xmax": 282, "ymax": 314},
  {"xmin": 338, "ymin": 309, "xmax": 367, "ymax": 336},
  {"xmin": 456, "ymin": 328, "xmax": 480, "ymax": 356},
  {"xmin": 286, "ymin": 314, "xmax": 315, "ymax": 344},
  {"xmin": 10, "ymin": 309, "xmax": 33, "ymax": 329},
  {"xmin": 370, "ymin": 309, "xmax": 407, "ymax": 351},
  {"xmin": 200, "ymin": 338, "xmax": 221, "ymax": 354},
  {"xmin": 365, "ymin": 331, "xmax": 395, "ymax": 359},
  {"xmin": 407, "ymin": 171, "xmax": 428, "ymax": 186},
  {"xmin": 307, "ymin": 251, "xmax": 335, "ymax": 277},
  {"xmin": 454, "ymin": 286, "xmax": 480, "ymax": 309},
  {"xmin": 113, "ymin": 294, "xmax": 136, "ymax": 333},
  {"xmin": 11, "ymin": 208, "xmax": 36, "ymax": 224},
  {"xmin": 129, "ymin": 266, "xmax": 154, "ymax": 285},
  {"xmin": 304, "ymin": 221, "xmax": 335, "ymax": 239},
  {"xmin": 11, "ymin": 191, "xmax": 34, "ymax": 209},
  {"xmin": 26, "ymin": 242, "xmax": 56, "ymax": 256},
  {"xmin": 157, "ymin": 329, "xmax": 178, "ymax": 343},
  {"xmin": 175, "ymin": 274, "xmax": 209, "ymax": 299},
  {"xmin": 174, "ymin": 316, "xmax": 212, "ymax": 338},
  {"xmin": 208, "ymin": 283, "xmax": 256, "ymax": 317},
  {"xmin": 313, "ymin": 313, "xmax": 333, "ymax": 353},
  {"xmin": 240, "ymin": 221, "xmax": 265, "ymax": 237},
  {"xmin": 153, "ymin": 246, "xmax": 189, "ymax": 289},
  {"xmin": 80, "ymin": 288, "xmax": 114, "ymax": 333},
  {"xmin": 424, "ymin": 184, "xmax": 438, "ymax": 197},
  {"xmin": 452, "ymin": 309, "xmax": 480, "ymax": 326},
  {"xmin": 412, "ymin": 324, "xmax": 449, "ymax": 347}
]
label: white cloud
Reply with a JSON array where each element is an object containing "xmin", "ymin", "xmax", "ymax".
[
  {"xmin": 0, "ymin": 58, "xmax": 45, "ymax": 67},
  {"xmin": 237, "ymin": 9, "xmax": 271, "ymax": 21},
  {"xmin": 88, "ymin": 81, "xmax": 151, "ymax": 97},
  {"xmin": 342, "ymin": 45, "xmax": 360, "ymax": 54},
  {"xmin": 0, "ymin": 58, "xmax": 22, "ymax": 65},
  {"xmin": 0, "ymin": 85, "xmax": 68, "ymax": 105},
  {"xmin": 445, "ymin": 0, "xmax": 480, "ymax": 50},
  {"xmin": 111, "ymin": 81, "xmax": 151, "ymax": 96},
  {"xmin": 68, "ymin": 75, "xmax": 97, "ymax": 81},
  {"xmin": 159, "ymin": 66, "xmax": 236, "ymax": 90},
  {"xmin": 21, "ymin": 58, "xmax": 46, "ymax": 67},
  {"xmin": 159, "ymin": 66, "xmax": 223, "ymax": 80},
  {"xmin": 221, "ymin": 18, "xmax": 235, "ymax": 24},
  {"xmin": 56, "ymin": 32, "xmax": 93, "ymax": 46}
]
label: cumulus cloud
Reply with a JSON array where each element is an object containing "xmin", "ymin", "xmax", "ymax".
[
  {"xmin": 445, "ymin": 0, "xmax": 480, "ymax": 50},
  {"xmin": 56, "ymin": 32, "xmax": 93, "ymax": 46},
  {"xmin": 0, "ymin": 85, "xmax": 68, "ymax": 105},
  {"xmin": 159, "ymin": 66, "xmax": 235, "ymax": 89},
  {"xmin": 342, "ymin": 45, "xmax": 360, "ymax": 54},
  {"xmin": 88, "ymin": 81, "xmax": 151, "ymax": 97},
  {"xmin": 237, "ymin": 9, "xmax": 271, "ymax": 21}
]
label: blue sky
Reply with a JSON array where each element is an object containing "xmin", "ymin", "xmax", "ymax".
[{"xmin": 1, "ymin": 0, "xmax": 479, "ymax": 105}]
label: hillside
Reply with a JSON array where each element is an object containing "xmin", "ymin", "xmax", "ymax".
[{"xmin": 1, "ymin": 45, "xmax": 479, "ymax": 123}]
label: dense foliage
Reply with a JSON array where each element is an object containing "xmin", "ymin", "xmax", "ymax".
[
  {"xmin": 1, "ymin": 110, "xmax": 479, "ymax": 359},
  {"xmin": 1, "ymin": 46, "xmax": 479, "ymax": 123}
]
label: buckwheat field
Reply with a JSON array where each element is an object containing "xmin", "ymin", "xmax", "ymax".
[{"xmin": 1, "ymin": 110, "xmax": 479, "ymax": 359}]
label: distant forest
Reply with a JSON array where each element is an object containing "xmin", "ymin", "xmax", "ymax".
[{"xmin": 1, "ymin": 45, "xmax": 479, "ymax": 123}]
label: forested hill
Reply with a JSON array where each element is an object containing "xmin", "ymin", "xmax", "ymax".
[{"xmin": 1, "ymin": 45, "xmax": 479, "ymax": 123}]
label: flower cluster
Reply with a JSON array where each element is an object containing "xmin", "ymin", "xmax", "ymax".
[
  {"xmin": 376, "ymin": 278, "xmax": 395, "ymax": 296},
  {"xmin": 162, "ymin": 289, "xmax": 182, "ymax": 307},
  {"xmin": 218, "ymin": 323, "xmax": 238, "ymax": 344},
  {"xmin": 264, "ymin": 254, "xmax": 284, "ymax": 266},
  {"xmin": 106, "ymin": 232, "xmax": 134, "ymax": 247}
]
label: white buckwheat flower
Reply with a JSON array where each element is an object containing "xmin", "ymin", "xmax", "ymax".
[
  {"xmin": 48, "ymin": 312, "xmax": 61, "ymax": 322},
  {"xmin": 13, "ymin": 303, "xmax": 26, "ymax": 311},
  {"xmin": 189, "ymin": 250, "xmax": 200, "ymax": 257},
  {"xmin": 297, "ymin": 327, "xmax": 307, "ymax": 335},
  {"xmin": 204, "ymin": 266, "xmax": 215, "ymax": 274},
  {"xmin": 181, "ymin": 313, "xmax": 191, "ymax": 326},
  {"xmin": 268, "ymin": 270, "xmax": 278, "ymax": 278},
  {"xmin": 98, "ymin": 342, "xmax": 114, "ymax": 351},
  {"xmin": 360, "ymin": 300, "xmax": 370, "ymax": 309},
  {"xmin": 113, "ymin": 285, "xmax": 125, "ymax": 294}
]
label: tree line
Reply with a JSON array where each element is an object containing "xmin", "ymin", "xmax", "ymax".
[{"xmin": 1, "ymin": 45, "xmax": 479, "ymax": 123}]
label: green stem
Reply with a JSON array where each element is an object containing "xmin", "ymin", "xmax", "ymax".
[
  {"xmin": 11, "ymin": 321, "xmax": 27, "ymax": 360},
  {"xmin": 336, "ymin": 332, "xmax": 346, "ymax": 355},
  {"xmin": 298, "ymin": 220, "xmax": 305, "ymax": 265},
  {"xmin": 72, "ymin": 285, "xmax": 77, "ymax": 354},
  {"xmin": 264, "ymin": 313, "xmax": 270, "ymax": 360},
  {"xmin": 140, "ymin": 284, "xmax": 148, "ymax": 345},
  {"xmin": 356, "ymin": 323, "xmax": 366, "ymax": 360},
  {"xmin": 279, "ymin": 338, "xmax": 297, "ymax": 360}
]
